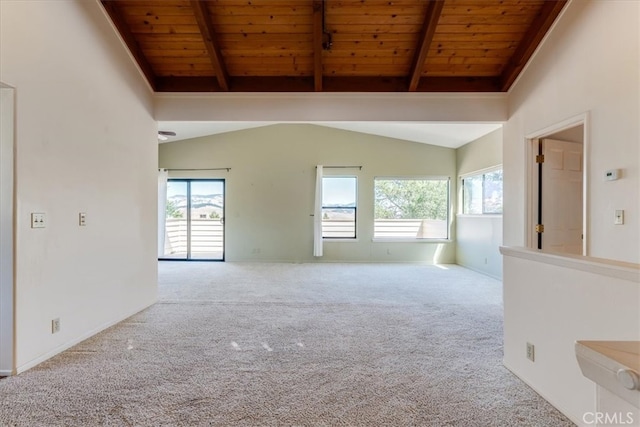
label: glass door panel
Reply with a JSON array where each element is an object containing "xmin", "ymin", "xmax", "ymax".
[
  {"xmin": 190, "ymin": 180, "xmax": 224, "ymax": 260},
  {"xmin": 163, "ymin": 181, "xmax": 188, "ymax": 259},
  {"xmin": 161, "ymin": 179, "xmax": 224, "ymax": 261}
]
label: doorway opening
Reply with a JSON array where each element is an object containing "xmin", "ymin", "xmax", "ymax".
[
  {"xmin": 527, "ymin": 115, "xmax": 587, "ymax": 256},
  {"xmin": 0, "ymin": 84, "xmax": 15, "ymax": 376},
  {"xmin": 159, "ymin": 179, "xmax": 225, "ymax": 261}
]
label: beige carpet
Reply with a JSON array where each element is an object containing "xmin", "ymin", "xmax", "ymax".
[{"xmin": 0, "ymin": 262, "xmax": 574, "ymax": 426}]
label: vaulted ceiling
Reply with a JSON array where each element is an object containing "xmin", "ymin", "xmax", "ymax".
[{"xmin": 101, "ymin": 0, "xmax": 567, "ymax": 93}]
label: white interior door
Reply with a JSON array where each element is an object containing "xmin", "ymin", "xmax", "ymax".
[
  {"xmin": 0, "ymin": 85, "xmax": 15, "ymax": 375},
  {"xmin": 541, "ymin": 138, "xmax": 584, "ymax": 255}
]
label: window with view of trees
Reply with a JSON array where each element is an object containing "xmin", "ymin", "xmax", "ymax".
[
  {"xmin": 462, "ymin": 169, "xmax": 503, "ymax": 214},
  {"xmin": 322, "ymin": 177, "xmax": 357, "ymax": 238},
  {"xmin": 374, "ymin": 178, "xmax": 449, "ymax": 239}
]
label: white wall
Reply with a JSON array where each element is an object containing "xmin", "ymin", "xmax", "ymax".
[
  {"xmin": 155, "ymin": 93, "xmax": 507, "ymax": 123},
  {"xmin": 503, "ymin": 0, "xmax": 640, "ymax": 423},
  {"xmin": 159, "ymin": 124, "xmax": 457, "ymax": 263},
  {"xmin": 455, "ymin": 129, "xmax": 503, "ymax": 279},
  {"xmin": 0, "ymin": 0, "xmax": 158, "ymax": 372},
  {"xmin": 505, "ymin": 1, "xmax": 639, "ymax": 261},
  {"xmin": 502, "ymin": 250, "xmax": 639, "ymax": 425},
  {"xmin": 551, "ymin": 124, "xmax": 583, "ymax": 144}
]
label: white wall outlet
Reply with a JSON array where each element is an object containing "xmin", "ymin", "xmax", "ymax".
[
  {"xmin": 526, "ymin": 342, "xmax": 535, "ymax": 362},
  {"xmin": 79, "ymin": 212, "xmax": 87, "ymax": 226},
  {"xmin": 51, "ymin": 318, "xmax": 60, "ymax": 334},
  {"xmin": 614, "ymin": 210, "xmax": 624, "ymax": 225},
  {"xmin": 31, "ymin": 213, "xmax": 46, "ymax": 228}
]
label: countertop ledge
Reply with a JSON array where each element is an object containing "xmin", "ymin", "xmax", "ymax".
[{"xmin": 500, "ymin": 246, "xmax": 640, "ymax": 283}]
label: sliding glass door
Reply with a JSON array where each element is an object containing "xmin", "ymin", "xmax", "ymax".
[{"xmin": 161, "ymin": 179, "xmax": 225, "ymax": 261}]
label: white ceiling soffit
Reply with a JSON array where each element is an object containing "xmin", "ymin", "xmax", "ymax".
[
  {"xmin": 316, "ymin": 122, "xmax": 502, "ymax": 148},
  {"xmin": 158, "ymin": 121, "xmax": 503, "ymax": 149}
]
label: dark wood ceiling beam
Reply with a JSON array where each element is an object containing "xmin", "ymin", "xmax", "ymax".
[
  {"xmin": 500, "ymin": 1, "xmax": 567, "ymax": 91},
  {"xmin": 312, "ymin": 0, "xmax": 323, "ymax": 92},
  {"xmin": 190, "ymin": 0, "xmax": 229, "ymax": 91},
  {"xmin": 155, "ymin": 76, "xmax": 499, "ymax": 93},
  {"xmin": 408, "ymin": 0, "xmax": 445, "ymax": 92},
  {"xmin": 100, "ymin": 1, "xmax": 157, "ymax": 90}
]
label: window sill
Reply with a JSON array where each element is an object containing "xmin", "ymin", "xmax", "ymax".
[
  {"xmin": 456, "ymin": 214, "xmax": 502, "ymax": 218},
  {"xmin": 323, "ymin": 238, "xmax": 359, "ymax": 243},
  {"xmin": 372, "ymin": 238, "xmax": 452, "ymax": 244}
]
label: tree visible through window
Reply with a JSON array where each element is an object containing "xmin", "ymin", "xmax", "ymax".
[
  {"xmin": 374, "ymin": 178, "xmax": 449, "ymax": 239},
  {"xmin": 165, "ymin": 199, "xmax": 183, "ymax": 219},
  {"xmin": 322, "ymin": 177, "xmax": 357, "ymax": 238}
]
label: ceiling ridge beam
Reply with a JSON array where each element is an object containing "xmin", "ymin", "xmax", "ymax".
[
  {"xmin": 313, "ymin": 0, "xmax": 323, "ymax": 92},
  {"xmin": 500, "ymin": 0, "xmax": 568, "ymax": 91},
  {"xmin": 191, "ymin": 0, "xmax": 229, "ymax": 92},
  {"xmin": 100, "ymin": 1, "xmax": 157, "ymax": 91},
  {"xmin": 408, "ymin": 0, "xmax": 444, "ymax": 92}
]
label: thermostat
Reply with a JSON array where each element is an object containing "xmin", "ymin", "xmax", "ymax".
[{"xmin": 604, "ymin": 169, "xmax": 620, "ymax": 181}]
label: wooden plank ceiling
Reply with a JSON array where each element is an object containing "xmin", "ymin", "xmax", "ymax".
[{"xmin": 101, "ymin": 0, "xmax": 567, "ymax": 92}]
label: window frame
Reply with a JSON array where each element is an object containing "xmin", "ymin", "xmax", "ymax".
[
  {"xmin": 321, "ymin": 175, "xmax": 358, "ymax": 240},
  {"xmin": 461, "ymin": 166, "xmax": 503, "ymax": 216},
  {"xmin": 373, "ymin": 176, "xmax": 451, "ymax": 241}
]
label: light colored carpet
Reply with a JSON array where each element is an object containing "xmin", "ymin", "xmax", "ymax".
[{"xmin": 0, "ymin": 262, "xmax": 574, "ymax": 426}]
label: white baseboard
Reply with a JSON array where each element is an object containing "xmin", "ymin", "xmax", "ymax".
[
  {"xmin": 15, "ymin": 300, "xmax": 156, "ymax": 374},
  {"xmin": 456, "ymin": 262, "xmax": 502, "ymax": 281}
]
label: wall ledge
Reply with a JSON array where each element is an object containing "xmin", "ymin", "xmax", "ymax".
[{"xmin": 500, "ymin": 246, "xmax": 640, "ymax": 283}]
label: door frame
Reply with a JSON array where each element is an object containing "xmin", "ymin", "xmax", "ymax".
[
  {"xmin": 0, "ymin": 83, "xmax": 16, "ymax": 376},
  {"xmin": 159, "ymin": 178, "xmax": 225, "ymax": 261},
  {"xmin": 525, "ymin": 112, "xmax": 589, "ymax": 255}
]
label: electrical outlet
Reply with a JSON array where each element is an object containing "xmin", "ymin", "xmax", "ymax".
[
  {"xmin": 526, "ymin": 342, "xmax": 535, "ymax": 362},
  {"xmin": 52, "ymin": 318, "xmax": 60, "ymax": 334},
  {"xmin": 79, "ymin": 212, "xmax": 87, "ymax": 226}
]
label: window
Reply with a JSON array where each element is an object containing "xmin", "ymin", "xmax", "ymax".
[
  {"xmin": 462, "ymin": 169, "xmax": 503, "ymax": 214},
  {"xmin": 322, "ymin": 177, "xmax": 357, "ymax": 238},
  {"xmin": 374, "ymin": 178, "xmax": 449, "ymax": 239}
]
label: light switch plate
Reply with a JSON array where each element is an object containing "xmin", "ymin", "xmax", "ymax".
[
  {"xmin": 31, "ymin": 213, "xmax": 46, "ymax": 228},
  {"xmin": 614, "ymin": 210, "xmax": 624, "ymax": 225}
]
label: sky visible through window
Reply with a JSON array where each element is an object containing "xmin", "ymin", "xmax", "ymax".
[
  {"xmin": 167, "ymin": 181, "xmax": 223, "ymax": 198},
  {"xmin": 323, "ymin": 177, "xmax": 357, "ymax": 206}
]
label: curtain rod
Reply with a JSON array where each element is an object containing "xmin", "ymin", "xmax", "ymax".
[
  {"xmin": 317, "ymin": 166, "xmax": 362, "ymax": 170},
  {"xmin": 160, "ymin": 168, "xmax": 231, "ymax": 172}
]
